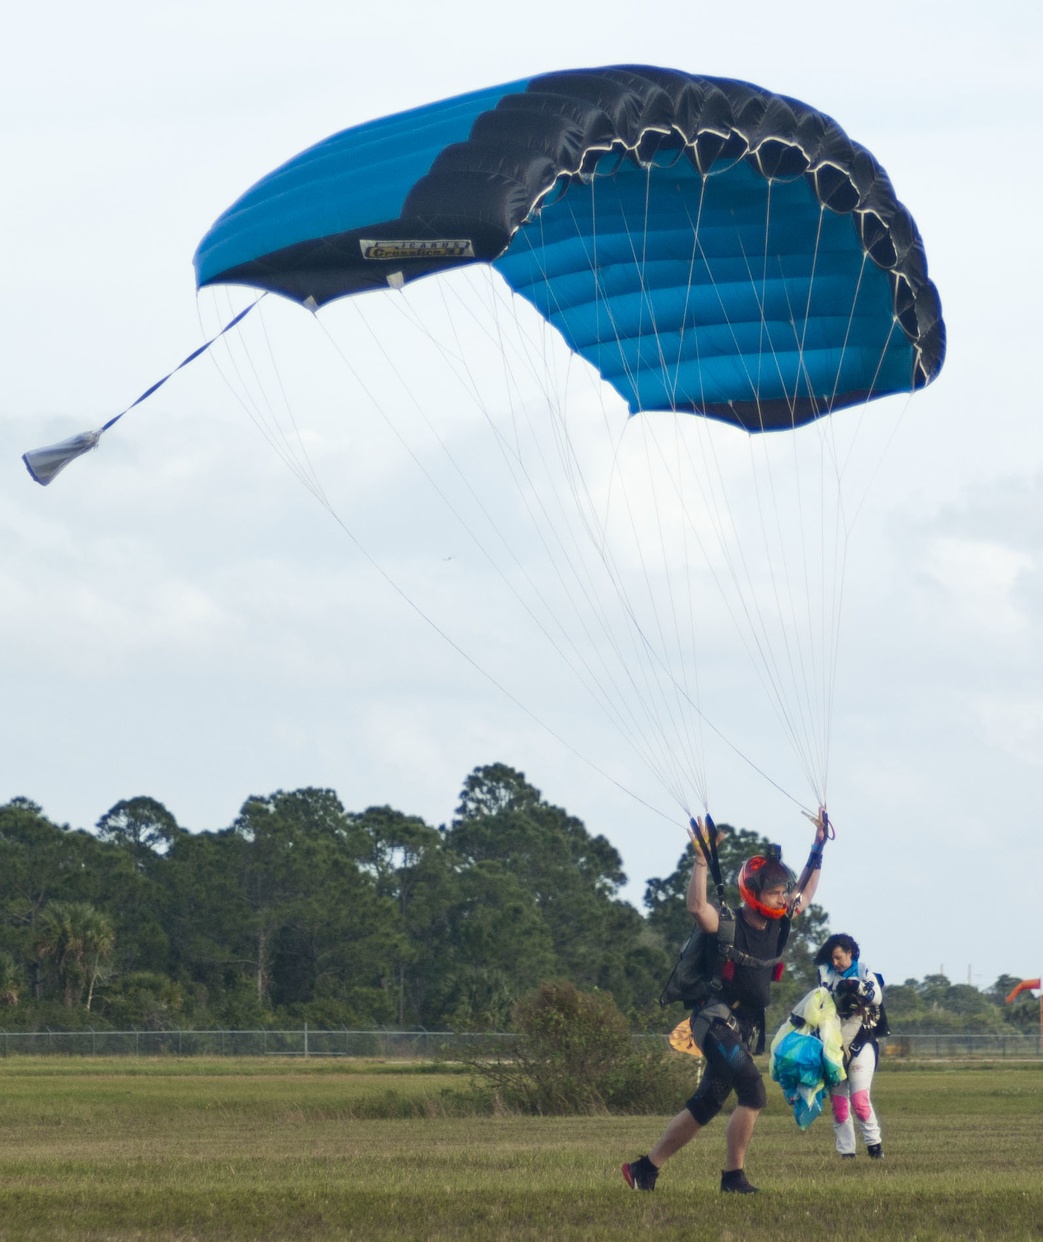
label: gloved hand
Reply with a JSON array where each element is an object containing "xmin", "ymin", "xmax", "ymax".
[{"xmin": 834, "ymin": 977, "xmax": 870, "ymax": 1016}]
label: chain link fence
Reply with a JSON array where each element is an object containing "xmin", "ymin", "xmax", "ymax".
[
  {"xmin": 0, "ymin": 1028, "xmax": 1038, "ymax": 1058},
  {"xmin": 882, "ymin": 1033, "xmax": 1042, "ymax": 1059},
  {"xmin": 0, "ymin": 1028, "xmax": 521, "ymax": 1058}
]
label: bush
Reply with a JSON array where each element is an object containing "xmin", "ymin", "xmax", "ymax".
[{"xmin": 470, "ymin": 980, "xmax": 697, "ymax": 1115}]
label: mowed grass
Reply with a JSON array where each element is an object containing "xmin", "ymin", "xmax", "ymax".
[{"xmin": 0, "ymin": 1057, "xmax": 1040, "ymax": 1240}]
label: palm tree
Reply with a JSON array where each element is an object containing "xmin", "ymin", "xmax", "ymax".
[
  {"xmin": 34, "ymin": 902, "xmax": 115, "ymax": 1008},
  {"xmin": 0, "ymin": 953, "xmax": 21, "ymax": 1007}
]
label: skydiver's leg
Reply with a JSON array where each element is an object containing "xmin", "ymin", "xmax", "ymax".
[
  {"xmin": 722, "ymin": 1032, "xmax": 766, "ymax": 1172},
  {"xmin": 648, "ymin": 1108, "xmax": 702, "ymax": 1166},
  {"xmin": 644, "ymin": 1022, "xmax": 734, "ymax": 1169},
  {"xmin": 831, "ymin": 1083, "xmax": 857, "ymax": 1155},
  {"xmin": 847, "ymin": 1044, "xmax": 881, "ymax": 1148},
  {"xmin": 724, "ymin": 1104, "xmax": 760, "ymax": 1172}
]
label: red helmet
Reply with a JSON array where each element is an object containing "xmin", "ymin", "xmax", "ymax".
[{"xmin": 738, "ymin": 853, "xmax": 795, "ymax": 919}]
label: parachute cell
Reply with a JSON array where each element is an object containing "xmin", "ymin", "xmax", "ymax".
[{"xmin": 194, "ymin": 66, "xmax": 944, "ymax": 432}]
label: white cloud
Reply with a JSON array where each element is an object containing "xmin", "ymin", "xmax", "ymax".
[
  {"xmin": 3, "ymin": 0, "xmax": 1043, "ymax": 987},
  {"xmin": 923, "ymin": 536, "xmax": 1033, "ymax": 636},
  {"xmin": 979, "ymin": 695, "xmax": 1043, "ymax": 770}
]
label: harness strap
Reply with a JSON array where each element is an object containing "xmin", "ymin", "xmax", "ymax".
[
  {"xmin": 716, "ymin": 906, "xmax": 786, "ymax": 972},
  {"xmin": 721, "ymin": 944, "xmax": 787, "ymax": 970},
  {"xmin": 690, "ymin": 1002, "xmax": 738, "ymax": 1053}
]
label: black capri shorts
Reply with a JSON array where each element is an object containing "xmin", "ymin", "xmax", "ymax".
[{"xmin": 685, "ymin": 1016, "xmax": 766, "ymax": 1126}]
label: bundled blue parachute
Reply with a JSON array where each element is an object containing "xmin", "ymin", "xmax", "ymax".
[
  {"xmin": 770, "ymin": 986, "xmax": 846, "ymax": 1129},
  {"xmin": 194, "ymin": 66, "xmax": 944, "ymax": 434}
]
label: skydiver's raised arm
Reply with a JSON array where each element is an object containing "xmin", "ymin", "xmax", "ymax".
[
  {"xmin": 686, "ymin": 817, "xmax": 720, "ymax": 934},
  {"xmin": 789, "ymin": 807, "xmax": 829, "ymax": 917}
]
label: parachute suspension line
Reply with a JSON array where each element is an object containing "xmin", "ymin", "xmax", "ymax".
[
  {"xmin": 680, "ymin": 226, "xmax": 821, "ymax": 784},
  {"xmin": 372, "ymin": 269, "xmax": 699, "ymax": 815},
  {"xmin": 789, "ymin": 206, "xmax": 845, "ymax": 787},
  {"xmin": 669, "ymin": 170, "xmax": 709, "ymax": 413},
  {"xmin": 751, "ymin": 181, "xmax": 834, "ymax": 798},
  {"xmin": 627, "ymin": 162, "xmax": 713, "ymax": 805},
  {"xmin": 753, "ymin": 178, "xmax": 773, "ymax": 435},
  {"xmin": 479, "ymin": 275, "xmax": 706, "ymax": 805},
  {"xmin": 804, "ymin": 251, "xmax": 915, "ymax": 797},
  {"xmin": 576, "ymin": 168, "xmax": 711, "ymax": 811},
  {"xmin": 481, "ymin": 175, "xmax": 715, "ymax": 809},
  {"xmin": 629, "ymin": 416, "xmax": 815, "ymax": 813},
  {"xmin": 525, "ymin": 160, "xmax": 829, "ymax": 815},
  {"xmin": 199, "ymin": 292, "xmax": 332, "ymax": 508},
  {"xmin": 739, "ymin": 182, "xmax": 894, "ymax": 800},
  {"xmin": 788, "ymin": 209, "xmax": 851, "ymax": 793},
  {"xmin": 793, "ymin": 238, "xmax": 848, "ymax": 801},
  {"xmin": 816, "ymin": 252, "xmax": 909, "ymax": 526},
  {"xmin": 204, "ymin": 291, "xmax": 676, "ymax": 828},
  {"xmin": 634, "ymin": 162, "xmax": 688, "ymax": 413},
  {"xmin": 333, "ymin": 293, "xmax": 639, "ymax": 724},
  {"xmin": 746, "ymin": 181, "xmax": 825, "ymax": 777},
  {"xmin": 663, "ymin": 189, "xmax": 841, "ymax": 804},
  {"xmin": 524, "ymin": 172, "xmax": 714, "ymax": 812},
  {"xmin": 547, "ymin": 158, "xmax": 716, "ymax": 809},
  {"xmin": 515, "ymin": 164, "xmax": 813, "ymax": 816},
  {"xmin": 766, "ymin": 194, "xmax": 838, "ymax": 802},
  {"xmin": 812, "ymin": 305, "xmax": 912, "ymax": 797},
  {"xmin": 444, "ymin": 268, "xmax": 703, "ymax": 803},
  {"xmin": 573, "ymin": 175, "xmax": 715, "ymax": 809},
  {"xmin": 669, "ymin": 174, "xmax": 716, "ymax": 803},
  {"xmin": 794, "ymin": 205, "xmax": 828, "ymax": 407},
  {"xmin": 841, "ymin": 389, "xmax": 914, "ymax": 534},
  {"xmin": 783, "ymin": 233, "xmax": 904, "ymax": 793}
]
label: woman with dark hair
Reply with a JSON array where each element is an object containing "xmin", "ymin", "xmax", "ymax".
[{"xmin": 814, "ymin": 933, "xmax": 888, "ymax": 1159}]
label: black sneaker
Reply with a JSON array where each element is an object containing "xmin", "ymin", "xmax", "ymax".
[
  {"xmin": 840, "ymin": 1153, "xmax": 856, "ymax": 1159},
  {"xmin": 720, "ymin": 1168, "xmax": 759, "ymax": 1194},
  {"xmin": 622, "ymin": 1156, "xmax": 658, "ymax": 1191},
  {"xmin": 867, "ymin": 1144, "xmax": 884, "ymax": 1160}
]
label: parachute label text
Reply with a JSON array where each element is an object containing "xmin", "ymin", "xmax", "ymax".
[{"xmin": 360, "ymin": 239, "xmax": 475, "ymax": 261}]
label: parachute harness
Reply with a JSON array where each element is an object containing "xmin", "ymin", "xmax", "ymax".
[{"xmin": 663, "ymin": 815, "xmax": 789, "ymax": 1051}]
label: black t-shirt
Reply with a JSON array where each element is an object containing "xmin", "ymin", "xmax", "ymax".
[{"xmin": 720, "ymin": 909, "xmax": 789, "ymax": 1015}]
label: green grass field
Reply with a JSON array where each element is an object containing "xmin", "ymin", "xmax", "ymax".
[{"xmin": 0, "ymin": 1057, "xmax": 1040, "ymax": 1240}]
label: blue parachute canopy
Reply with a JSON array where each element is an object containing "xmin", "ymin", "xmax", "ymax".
[{"xmin": 194, "ymin": 66, "xmax": 944, "ymax": 432}]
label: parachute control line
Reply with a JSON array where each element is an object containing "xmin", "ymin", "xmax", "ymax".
[{"xmin": 22, "ymin": 299, "xmax": 262, "ymax": 485}]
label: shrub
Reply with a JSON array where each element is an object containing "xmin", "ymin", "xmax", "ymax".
[{"xmin": 470, "ymin": 979, "xmax": 697, "ymax": 1115}]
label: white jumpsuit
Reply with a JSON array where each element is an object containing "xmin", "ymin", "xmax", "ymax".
[{"xmin": 818, "ymin": 960, "xmax": 883, "ymax": 1155}]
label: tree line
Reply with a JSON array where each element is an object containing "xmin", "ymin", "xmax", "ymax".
[{"xmin": 0, "ymin": 764, "xmax": 1036, "ymax": 1036}]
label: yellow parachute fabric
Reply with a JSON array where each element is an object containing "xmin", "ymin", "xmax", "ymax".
[{"xmin": 667, "ymin": 1016, "xmax": 703, "ymax": 1058}]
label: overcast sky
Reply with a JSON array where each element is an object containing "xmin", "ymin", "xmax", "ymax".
[{"xmin": 4, "ymin": 1, "xmax": 1041, "ymax": 994}]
